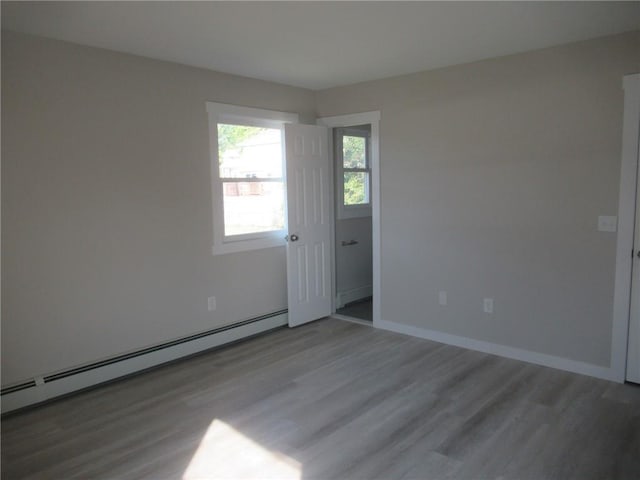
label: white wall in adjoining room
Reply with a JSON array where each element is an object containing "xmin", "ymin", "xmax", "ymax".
[{"xmin": 335, "ymin": 216, "xmax": 372, "ymax": 304}]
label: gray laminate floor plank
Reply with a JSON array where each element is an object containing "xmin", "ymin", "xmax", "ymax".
[{"xmin": 2, "ymin": 318, "xmax": 639, "ymax": 480}]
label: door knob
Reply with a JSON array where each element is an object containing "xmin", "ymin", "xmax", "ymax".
[{"xmin": 289, "ymin": 234, "xmax": 299, "ymax": 242}]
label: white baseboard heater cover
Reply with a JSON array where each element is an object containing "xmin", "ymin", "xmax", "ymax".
[{"xmin": 1, "ymin": 311, "xmax": 288, "ymax": 414}]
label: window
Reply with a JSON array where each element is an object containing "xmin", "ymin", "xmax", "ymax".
[
  {"xmin": 335, "ymin": 126, "xmax": 372, "ymax": 218},
  {"xmin": 207, "ymin": 103, "xmax": 298, "ymax": 254}
]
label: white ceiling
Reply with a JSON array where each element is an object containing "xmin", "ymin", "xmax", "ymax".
[{"xmin": 2, "ymin": 1, "xmax": 640, "ymax": 90}]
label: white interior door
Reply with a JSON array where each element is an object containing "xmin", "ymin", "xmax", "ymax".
[
  {"xmin": 628, "ymin": 142, "xmax": 640, "ymax": 384},
  {"xmin": 285, "ymin": 124, "xmax": 332, "ymax": 327}
]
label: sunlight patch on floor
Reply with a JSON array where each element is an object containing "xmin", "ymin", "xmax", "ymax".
[{"xmin": 182, "ymin": 419, "xmax": 301, "ymax": 480}]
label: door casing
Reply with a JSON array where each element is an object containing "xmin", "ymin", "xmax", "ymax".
[{"xmin": 317, "ymin": 112, "xmax": 382, "ymax": 326}]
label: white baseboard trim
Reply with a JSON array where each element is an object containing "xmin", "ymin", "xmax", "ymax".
[
  {"xmin": 1, "ymin": 312, "xmax": 288, "ymax": 414},
  {"xmin": 376, "ymin": 319, "xmax": 617, "ymax": 382},
  {"xmin": 336, "ymin": 285, "xmax": 372, "ymax": 309}
]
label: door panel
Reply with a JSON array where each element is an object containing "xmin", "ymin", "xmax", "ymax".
[{"xmin": 285, "ymin": 124, "xmax": 332, "ymax": 327}]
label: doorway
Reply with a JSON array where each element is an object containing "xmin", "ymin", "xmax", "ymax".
[
  {"xmin": 624, "ymin": 73, "xmax": 640, "ymax": 384},
  {"xmin": 333, "ymin": 125, "xmax": 373, "ymax": 322},
  {"xmin": 316, "ymin": 112, "xmax": 381, "ymax": 326},
  {"xmin": 612, "ymin": 73, "xmax": 640, "ymax": 383}
]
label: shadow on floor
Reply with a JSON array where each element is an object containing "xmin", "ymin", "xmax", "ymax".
[{"xmin": 335, "ymin": 297, "xmax": 372, "ymax": 321}]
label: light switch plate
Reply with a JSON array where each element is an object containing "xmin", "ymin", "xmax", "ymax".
[
  {"xmin": 438, "ymin": 291, "xmax": 447, "ymax": 306},
  {"xmin": 598, "ymin": 216, "xmax": 617, "ymax": 232},
  {"xmin": 483, "ymin": 298, "xmax": 494, "ymax": 314}
]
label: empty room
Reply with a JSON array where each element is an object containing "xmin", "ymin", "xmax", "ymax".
[{"xmin": 2, "ymin": 2, "xmax": 640, "ymax": 479}]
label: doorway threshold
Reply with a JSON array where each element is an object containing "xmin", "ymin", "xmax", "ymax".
[{"xmin": 331, "ymin": 314, "xmax": 373, "ymax": 327}]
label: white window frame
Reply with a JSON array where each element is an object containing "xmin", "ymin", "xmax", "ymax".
[
  {"xmin": 336, "ymin": 126, "xmax": 372, "ymax": 219},
  {"xmin": 207, "ymin": 102, "xmax": 298, "ymax": 255}
]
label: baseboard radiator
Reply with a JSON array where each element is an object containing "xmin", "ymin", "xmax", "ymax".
[{"xmin": 1, "ymin": 310, "xmax": 288, "ymax": 414}]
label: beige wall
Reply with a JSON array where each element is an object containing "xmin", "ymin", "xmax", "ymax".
[
  {"xmin": 1, "ymin": 31, "xmax": 316, "ymax": 385},
  {"xmin": 3, "ymin": 29, "xmax": 639, "ymax": 387},
  {"xmin": 317, "ymin": 31, "xmax": 640, "ymax": 367}
]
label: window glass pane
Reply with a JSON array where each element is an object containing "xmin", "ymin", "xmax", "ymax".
[
  {"xmin": 343, "ymin": 135, "xmax": 366, "ymax": 168},
  {"xmin": 344, "ymin": 172, "xmax": 369, "ymax": 205},
  {"xmin": 218, "ymin": 124, "xmax": 282, "ymax": 178},
  {"xmin": 223, "ymin": 182, "xmax": 285, "ymax": 236}
]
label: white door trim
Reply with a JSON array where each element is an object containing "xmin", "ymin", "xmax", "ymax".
[
  {"xmin": 317, "ymin": 111, "xmax": 381, "ymax": 326},
  {"xmin": 612, "ymin": 73, "xmax": 640, "ymax": 382}
]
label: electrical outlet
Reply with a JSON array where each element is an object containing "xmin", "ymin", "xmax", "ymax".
[
  {"xmin": 438, "ymin": 291, "xmax": 447, "ymax": 306},
  {"xmin": 208, "ymin": 296, "xmax": 216, "ymax": 311},
  {"xmin": 483, "ymin": 298, "xmax": 494, "ymax": 314},
  {"xmin": 597, "ymin": 215, "xmax": 617, "ymax": 232}
]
